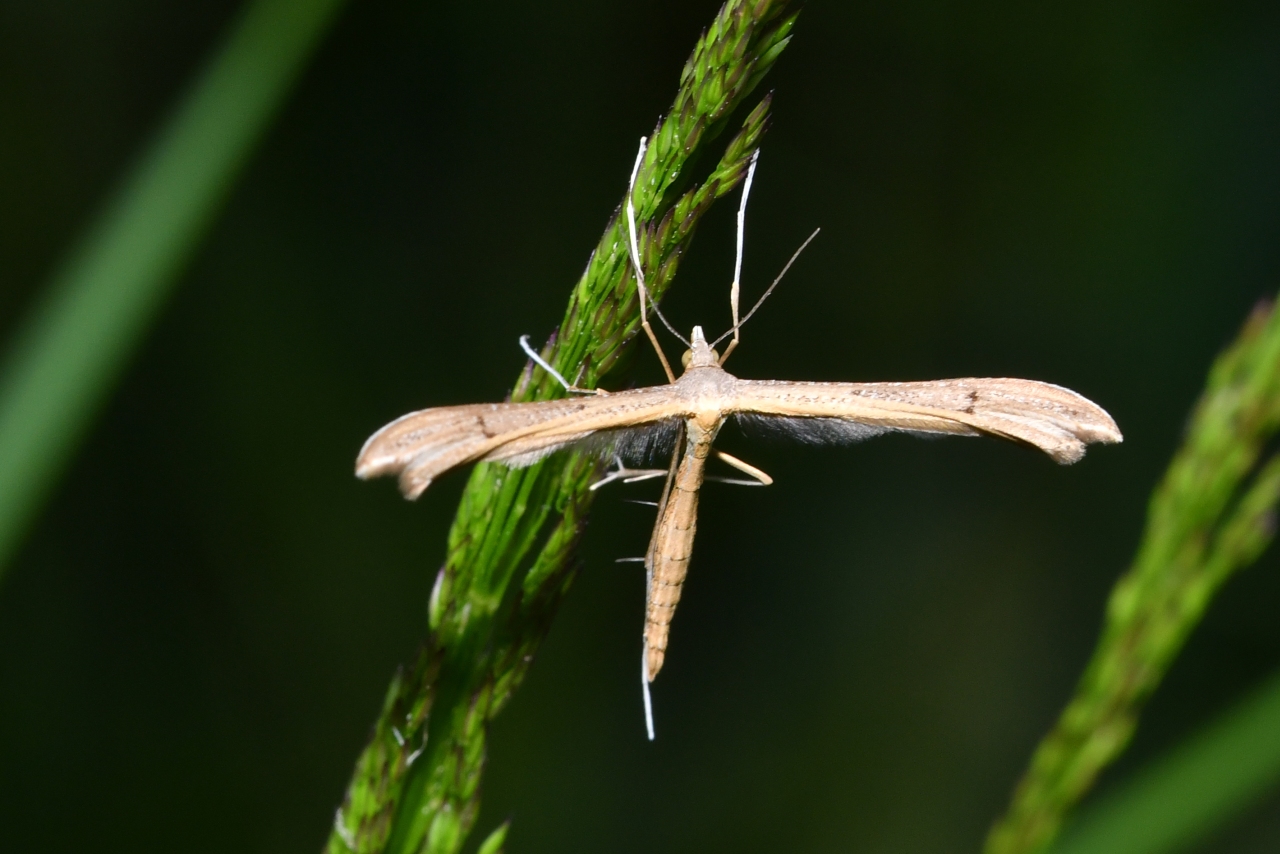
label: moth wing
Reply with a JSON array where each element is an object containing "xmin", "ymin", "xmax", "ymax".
[
  {"xmin": 356, "ymin": 386, "xmax": 685, "ymax": 499},
  {"xmin": 730, "ymin": 377, "xmax": 1121, "ymax": 464}
]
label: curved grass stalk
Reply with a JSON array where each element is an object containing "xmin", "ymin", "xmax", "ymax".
[
  {"xmin": 1049, "ymin": 665, "xmax": 1280, "ymax": 854},
  {"xmin": 0, "ymin": 0, "xmax": 348, "ymax": 582},
  {"xmin": 326, "ymin": 3, "xmax": 798, "ymax": 852},
  {"xmin": 987, "ymin": 300, "xmax": 1280, "ymax": 854}
]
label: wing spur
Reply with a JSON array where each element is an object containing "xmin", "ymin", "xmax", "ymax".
[
  {"xmin": 356, "ymin": 387, "xmax": 684, "ymax": 499},
  {"xmin": 729, "ymin": 377, "xmax": 1122, "ymax": 463}
]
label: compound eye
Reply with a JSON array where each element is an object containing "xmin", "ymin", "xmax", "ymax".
[{"xmin": 681, "ymin": 349, "xmax": 693, "ymax": 369}]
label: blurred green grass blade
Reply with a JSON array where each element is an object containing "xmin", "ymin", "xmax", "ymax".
[
  {"xmin": 1050, "ymin": 669, "xmax": 1280, "ymax": 854},
  {"xmin": 986, "ymin": 301, "xmax": 1280, "ymax": 853},
  {"xmin": 0, "ymin": 0, "xmax": 347, "ymax": 580},
  {"xmin": 474, "ymin": 822, "xmax": 509, "ymax": 854}
]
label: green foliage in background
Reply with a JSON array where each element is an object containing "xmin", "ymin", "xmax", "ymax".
[
  {"xmin": 326, "ymin": 2, "xmax": 797, "ymax": 851},
  {"xmin": 1051, "ymin": 667, "xmax": 1280, "ymax": 854},
  {"xmin": 3, "ymin": 1, "xmax": 1280, "ymax": 852},
  {"xmin": 0, "ymin": 0, "xmax": 347, "ymax": 580},
  {"xmin": 989, "ymin": 301, "xmax": 1280, "ymax": 854}
]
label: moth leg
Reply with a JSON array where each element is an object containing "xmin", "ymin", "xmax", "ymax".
[
  {"xmin": 642, "ymin": 642, "xmax": 656, "ymax": 740},
  {"xmin": 719, "ymin": 149, "xmax": 760, "ymax": 366},
  {"xmin": 710, "ymin": 450, "xmax": 773, "ymax": 486},
  {"xmin": 590, "ymin": 457, "xmax": 670, "ymax": 491},
  {"xmin": 625, "ymin": 137, "xmax": 680, "ymax": 384},
  {"xmin": 518, "ymin": 335, "xmax": 609, "ymax": 395}
]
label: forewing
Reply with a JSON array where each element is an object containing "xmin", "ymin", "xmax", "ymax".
[
  {"xmin": 356, "ymin": 386, "xmax": 684, "ymax": 499},
  {"xmin": 730, "ymin": 377, "xmax": 1122, "ymax": 464}
]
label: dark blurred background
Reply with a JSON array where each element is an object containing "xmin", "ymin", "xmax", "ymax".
[{"xmin": 2, "ymin": 1, "xmax": 1279, "ymax": 851}]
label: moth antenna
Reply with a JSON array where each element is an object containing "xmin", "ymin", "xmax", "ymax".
[
  {"xmin": 624, "ymin": 210, "xmax": 686, "ymax": 346},
  {"xmin": 713, "ymin": 227, "xmax": 822, "ymax": 350},
  {"xmin": 720, "ymin": 149, "xmax": 760, "ymax": 365},
  {"xmin": 626, "ymin": 137, "xmax": 684, "ymax": 382},
  {"xmin": 649, "ymin": 291, "xmax": 687, "ymax": 347},
  {"xmin": 627, "ymin": 200, "xmax": 686, "ymax": 346}
]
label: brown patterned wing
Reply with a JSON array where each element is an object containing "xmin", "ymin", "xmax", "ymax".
[
  {"xmin": 729, "ymin": 377, "xmax": 1121, "ymax": 463},
  {"xmin": 355, "ymin": 387, "xmax": 686, "ymax": 499}
]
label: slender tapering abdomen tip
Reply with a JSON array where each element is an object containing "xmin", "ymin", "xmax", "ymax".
[{"xmin": 645, "ymin": 646, "xmax": 665, "ymax": 682}]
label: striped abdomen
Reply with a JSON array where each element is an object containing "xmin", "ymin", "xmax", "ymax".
[{"xmin": 644, "ymin": 422, "xmax": 715, "ymax": 680}]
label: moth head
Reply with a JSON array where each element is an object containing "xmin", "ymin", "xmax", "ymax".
[{"xmin": 682, "ymin": 325, "xmax": 720, "ymax": 370}]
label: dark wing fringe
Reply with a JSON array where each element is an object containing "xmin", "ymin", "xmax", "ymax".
[
  {"xmin": 591, "ymin": 420, "xmax": 683, "ymax": 463},
  {"xmin": 735, "ymin": 413, "xmax": 904, "ymax": 445},
  {"xmin": 499, "ymin": 420, "xmax": 682, "ymax": 468}
]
